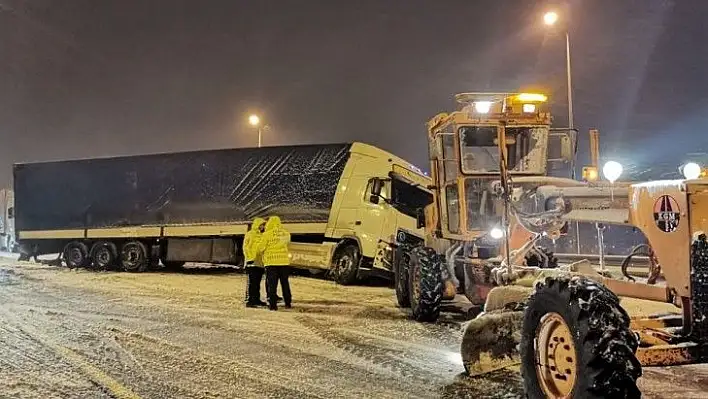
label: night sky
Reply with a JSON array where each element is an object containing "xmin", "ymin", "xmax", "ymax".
[{"xmin": 0, "ymin": 0, "xmax": 705, "ymax": 185}]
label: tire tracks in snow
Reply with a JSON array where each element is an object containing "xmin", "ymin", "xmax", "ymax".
[
  {"xmin": 296, "ymin": 315, "xmax": 460, "ymax": 381},
  {"xmin": 0, "ymin": 303, "xmax": 142, "ymax": 399}
]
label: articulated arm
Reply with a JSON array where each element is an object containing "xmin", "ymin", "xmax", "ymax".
[{"xmin": 502, "ymin": 176, "xmax": 631, "ymax": 236}]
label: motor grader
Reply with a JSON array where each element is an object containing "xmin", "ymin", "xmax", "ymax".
[{"xmin": 394, "ymin": 92, "xmax": 708, "ymax": 397}]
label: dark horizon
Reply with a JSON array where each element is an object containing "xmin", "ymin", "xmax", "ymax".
[{"xmin": 1, "ymin": 0, "xmax": 706, "ymax": 184}]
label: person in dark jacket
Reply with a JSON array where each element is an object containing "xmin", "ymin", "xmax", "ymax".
[{"xmin": 258, "ymin": 216, "xmax": 292, "ymax": 311}]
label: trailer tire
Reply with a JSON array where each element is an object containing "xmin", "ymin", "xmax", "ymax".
[
  {"xmin": 520, "ymin": 276, "xmax": 641, "ymax": 399},
  {"xmin": 408, "ymin": 246, "xmax": 443, "ymax": 322},
  {"xmin": 64, "ymin": 241, "xmax": 90, "ymax": 269},
  {"xmin": 394, "ymin": 244, "xmax": 411, "ymax": 307},
  {"xmin": 331, "ymin": 244, "xmax": 360, "ymax": 285},
  {"xmin": 120, "ymin": 241, "xmax": 149, "ymax": 272},
  {"xmin": 90, "ymin": 241, "xmax": 118, "ymax": 270}
]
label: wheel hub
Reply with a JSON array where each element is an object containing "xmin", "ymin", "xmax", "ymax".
[
  {"xmin": 69, "ymin": 248, "xmax": 83, "ymax": 265},
  {"xmin": 96, "ymin": 248, "xmax": 111, "ymax": 265},
  {"xmin": 535, "ymin": 312, "xmax": 577, "ymax": 398},
  {"xmin": 123, "ymin": 245, "xmax": 143, "ymax": 270},
  {"xmin": 337, "ymin": 254, "xmax": 352, "ymax": 273}
]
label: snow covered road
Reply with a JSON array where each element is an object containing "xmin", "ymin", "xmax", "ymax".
[{"xmin": 0, "ymin": 256, "xmax": 705, "ymax": 398}]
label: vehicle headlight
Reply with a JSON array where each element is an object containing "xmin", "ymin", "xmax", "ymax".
[
  {"xmin": 474, "ymin": 101, "xmax": 492, "ymax": 114},
  {"xmin": 489, "ymin": 227, "xmax": 504, "ymax": 239}
]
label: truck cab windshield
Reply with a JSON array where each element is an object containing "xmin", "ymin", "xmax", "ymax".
[{"xmin": 390, "ymin": 178, "xmax": 433, "ymax": 218}]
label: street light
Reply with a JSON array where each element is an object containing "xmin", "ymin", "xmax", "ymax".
[
  {"xmin": 543, "ymin": 11, "xmax": 559, "ymax": 26},
  {"xmin": 602, "ymin": 161, "xmax": 623, "ymax": 183},
  {"xmin": 248, "ymin": 114, "xmax": 262, "ymax": 148},
  {"xmin": 542, "ymin": 10, "xmax": 574, "ymax": 157},
  {"xmin": 682, "ymin": 162, "xmax": 702, "ymax": 180},
  {"xmin": 544, "ymin": 10, "xmax": 579, "ymax": 253}
]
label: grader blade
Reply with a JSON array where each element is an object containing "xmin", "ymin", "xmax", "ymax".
[{"xmin": 460, "ymin": 311, "xmax": 524, "ymax": 376}]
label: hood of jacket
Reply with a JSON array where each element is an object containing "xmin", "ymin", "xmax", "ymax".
[
  {"xmin": 265, "ymin": 216, "xmax": 282, "ymax": 231},
  {"xmin": 251, "ymin": 217, "xmax": 266, "ymax": 231}
]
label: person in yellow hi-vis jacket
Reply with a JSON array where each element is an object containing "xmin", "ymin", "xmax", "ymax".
[
  {"xmin": 258, "ymin": 216, "xmax": 292, "ymax": 311},
  {"xmin": 243, "ymin": 217, "xmax": 267, "ymax": 307}
]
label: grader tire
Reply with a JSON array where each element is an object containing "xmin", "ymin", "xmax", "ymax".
[
  {"xmin": 408, "ymin": 246, "xmax": 443, "ymax": 322},
  {"xmin": 520, "ymin": 276, "xmax": 641, "ymax": 399},
  {"xmin": 394, "ymin": 244, "xmax": 411, "ymax": 308}
]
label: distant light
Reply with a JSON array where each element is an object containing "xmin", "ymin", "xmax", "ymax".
[
  {"xmin": 602, "ymin": 161, "xmax": 623, "ymax": 183},
  {"xmin": 522, "ymin": 103, "xmax": 536, "ymax": 113},
  {"xmin": 490, "ymin": 227, "xmax": 504, "ymax": 239},
  {"xmin": 248, "ymin": 114, "xmax": 260, "ymax": 126},
  {"xmin": 516, "ymin": 93, "xmax": 547, "ymax": 102},
  {"xmin": 582, "ymin": 166, "xmax": 599, "ymax": 182},
  {"xmin": 474, "ymin": 101, "xmax": 492, "ymax": 114},
  {"xmin": 682, "ymin": 162, "xmax": 701, "ymax": 180},
  {"xmin": 543, "ymin": 11, "xmax": 559, "ymax": 26}
]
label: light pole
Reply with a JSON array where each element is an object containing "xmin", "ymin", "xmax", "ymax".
[
  {"xmin": 248, "ymin": 114, "xmax": 262, "ymax": 148},
  {"xmin": 544, "ymin": 11, "xmax": 580, "ymax": 253},
  {"xmin": 543, "ymin": 11, "xmax": 575, "ymax": 170}
]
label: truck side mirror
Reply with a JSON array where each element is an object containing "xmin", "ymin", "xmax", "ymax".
[
  {"xmin": 7, "ymin": 207, "xmax": 13, "ymax": 219},
  {"xmin": 369, "ymin": 178, "xmax": 382, "ymax": 204}
]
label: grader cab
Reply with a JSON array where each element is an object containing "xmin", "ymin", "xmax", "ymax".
[{"xmin": 395, "ymin": 92, "xmax": 708, "ymax": 397}]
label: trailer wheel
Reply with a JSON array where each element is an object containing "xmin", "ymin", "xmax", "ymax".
[
  {"xmin": 394, "ymin": 244, "xmax": 411, "ymax": 307},
  {"xmin": 90, "ymin": 241, "xmax": 118, "ymax": 270},
  {"xmin": 331, "ymin": 244, "xmax": 360, "ymax": 285},
  {"xmin": 520, "ymin": 276, "xmax": 641, "ymax": 399},
  {"xmin": 64, "ymin": 241, "xmax": 90, "ymax": 269},
  {"xmin": 408, "ymin": 246, "xmax": 443, "ymax": 322},
  {"xmin": 120, "ymin": 241, "xmax": 149, "ymax": 272}
]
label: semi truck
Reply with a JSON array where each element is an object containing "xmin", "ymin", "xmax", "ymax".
[
  {"xmin": 0, "ymin": 189, "xmax": 15, "ymax": 252},
  {"xmin": 13, "ymin": 142, "xmax": 432, "ymax": 284}
]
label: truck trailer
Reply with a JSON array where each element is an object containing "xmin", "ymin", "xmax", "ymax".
[
  {"xmin": 0, "ymin": 189, "xmax": 15, "ymax": 252},
  {"xmin": 14, "ymin": 142, "xmax": 432, "ymax": 284}
]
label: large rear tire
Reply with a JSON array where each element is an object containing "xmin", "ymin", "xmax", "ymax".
[
  {"xmin": 520, "ymin": 276, "xmax": 641, "ymax": 399},
  {"xmin": 408, "ymin": 246, "xmax": 443, "ymax": 322},
  {"xmin": 120, "ymin": 241, "xmax": 149, "ymax": 272},
  {"xmin": 330, "ymin": 244, "xmax": 360, "ymax": 285},
  {"xmin": 90, "ymin": 241, "xmax": 118, "ymax": 270},
  {"xmin": 394, "ymin": 244, "xmax": 411, "ymax": 308},
  {"xmin": 64, "ymin": 241, "xmax": 90, "ymax": 269}
]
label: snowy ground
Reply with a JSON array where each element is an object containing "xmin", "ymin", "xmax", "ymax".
[{"xmin": 0, "ymin": 254, "xmax": 706, "ymax": 398}]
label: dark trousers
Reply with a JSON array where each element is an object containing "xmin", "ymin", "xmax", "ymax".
[
  {"xmin": 265, "ymin": 266, "xmax": 291, "ymax": 306},
  {"xmin": 246, "ymin": 267, "xmax": 265, "ymax": 304}
]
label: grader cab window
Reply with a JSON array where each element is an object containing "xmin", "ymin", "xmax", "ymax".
[
  {"xmin": 445, "ymin": 185, "xmax": 460, "ymax": 233},
  {"xmin": 459, "ymin": 126, "xmax": 544, "ymax": 174}
]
